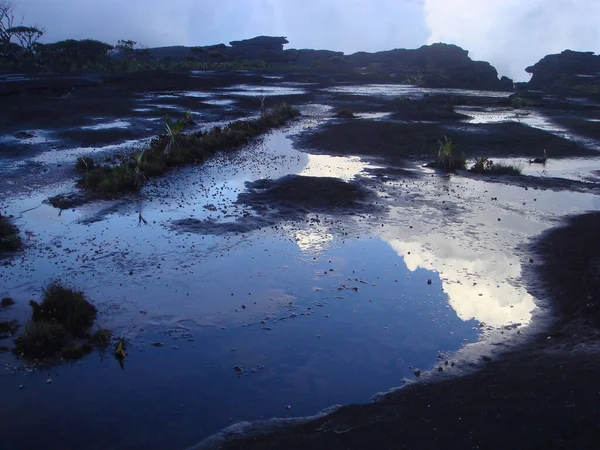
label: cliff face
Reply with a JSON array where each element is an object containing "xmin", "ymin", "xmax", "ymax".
[
  {"xmin": 526, "ymin": 50, "xmax": 600, "ymax": 95},
  {"xmin": 149, "ymin": 37, "xmax": 513, "ymax": 91}
]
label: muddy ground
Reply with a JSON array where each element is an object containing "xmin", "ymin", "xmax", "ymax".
[{"xmin": 1, "ymin": 69, "xmax": 600, "ymax": 450}]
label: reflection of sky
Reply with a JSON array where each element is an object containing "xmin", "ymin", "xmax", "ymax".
[
  {"xmin": 386, "ymin": 236, "xmax": 534, "ymax": 326},
  {"xmin": 291, "ymin": 225, "xmax": 334, "ymax": 254}
]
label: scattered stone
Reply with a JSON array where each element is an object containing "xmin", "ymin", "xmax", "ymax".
[
  {"xmin": 414, "ymin": 369, "xmax": 421, "ymax": 377},
  {"xmin": 427, "ymin": 279, "xmax": 432, "ymax": 285},
  {"xmin": 482, "ymin": 355, "xmax": 492, "ymax": 362},
  {"xmin": 151, "ymin": 342, "xmax": 164, "ymax": 347},
  {"xmin": 233, "ymin": 365, "xmax": 243, "ymax": 374},
  {"xmin": 46, "ymin": 378, "xmax": 52, "ymax": 384},
  {"xmin": 285, "ymin": 405, "xmax": 292, "ymax": 410}
]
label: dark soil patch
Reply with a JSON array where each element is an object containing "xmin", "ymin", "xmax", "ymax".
[
  {"xmin": 238, "ymin": 175, "xmax": 377, "ymax": 214},
  {"xmin": 194, "ymin": 212, "xmax": 600, "ymax": 450},
  {"xmin": 296, "ymin": 119, "xmax": 596, "ymax": 170},
  {"xmin": 174, "ymin": 175, "xmax": 380, "ymax": 236}
]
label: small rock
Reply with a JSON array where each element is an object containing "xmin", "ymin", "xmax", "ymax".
[
  {"xmin": 151, "ymin": 342, "xmax": 164, "ymax": 347},
  {"xmin": 285, "ymin": 405, "xmax": 291, "ymax": 410},
  {"xmin": 46, "ymin": 378, "xmax": 52, "ymax": 384},
  {"xmin": 18, "ymin": 385, "xmax": 24, "ymax": 390},
  {"xmin": 529, "ymin": 258, "xmax": 534, "ymax": 263},
  {"xmin": 481, "ymin": 355, "xmax": 492, "ymax": 362},
  {"xmin": 438, "ymin": 367, "xmax": 443, "ymax": 372},
  {"xmin": 414, "ymin": 369, "xmax": 421, "ymax": 377},
  {"xmin": 233, "ymin": 365, "xmax": 243, "ymax": 374},
  {"xmin": 427, "ymin": 279, "xmax": 432, "ymax": 285}
]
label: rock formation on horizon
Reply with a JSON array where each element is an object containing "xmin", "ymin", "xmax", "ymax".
[
  {"xmin": 149, "ymin": 36, "xmax": 513, "ymax": 91},
  {"xmin": 526, "ymin": 50, "xmax": 600, "ymax": 95}
]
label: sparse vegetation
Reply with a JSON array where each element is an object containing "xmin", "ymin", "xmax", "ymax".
[
  {"xmin": 470, "ymin": 157, "xmax": 523, "ymax": 175},
  {"xmin": 81, "ymin": 103, "xmax": 300, "ymax": 195},
  {"xmin": 336, "ymin": 108, "xmax": 356, "ymax": 119},
  {"xmin": 0, "ymin": 214, "xmax": 22, "ymax": 251},
  {"xmin": 434, "ymin": 136, "xmax": 466, "ymax": 171}
]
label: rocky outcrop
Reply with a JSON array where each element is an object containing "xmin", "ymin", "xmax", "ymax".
[{"xmin": 526, "ymin": 50, "xmax": 600, "ymax": 95}]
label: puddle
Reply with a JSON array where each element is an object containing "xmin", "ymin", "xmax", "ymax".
[
  {"xmin": 324, "ymin": 84, "xmax": 512, "ymax": 99},
  {"xmin": 355, "ymin": 112, "xmax": 393, "ymax": 120},
  {"xmin": 481, "ymin": 157, "xmax": 600, "ymax": 183},
  {"xmin": 458, "ymin": 107, "xmax": 600, "ymax": 150},
  {"xmin": 203, "ymin": 99, "xmax": 237, "ymax": 106},
  {"xmin": 81, "ymin": 120, "xmax": 131, "ymax": 131},
  {"xmin": 219, "ymin": 84, "xmax": 307, "ymax": 97}
]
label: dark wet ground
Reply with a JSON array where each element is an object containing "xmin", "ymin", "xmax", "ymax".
[{"xmin": 1, "ymin": 70, "xmax": 599, "ymax": 450}]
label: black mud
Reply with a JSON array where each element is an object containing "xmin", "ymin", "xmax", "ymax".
[
  {"xmin": 296, "ymin": 119, "xmax": 596, "ymax": 170},
  {"xmin": 173, "ymin": 175, "xmax": 381, "ymax": 235}
]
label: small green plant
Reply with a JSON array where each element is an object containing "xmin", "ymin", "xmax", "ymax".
[
  {"xmin": 336, "ymin": 108, "xmax": 355, "ymax": 119},
  {"xmin": 164, "ymin": 116, "xmax": 187, "ymax": 156},
  {"xmin": 436, "ymin": 136, "xmax": 466, "ymax": 171},
  {"xmin": 0, "ymin": 215, "xmax": 22, "ymax": 251},
  {"xmin": 76, "ymin": 156, "xmax": 95, "ymax": 173},
  {"xmin": 30, "ymin": 281, "xmax": 97, "ymax": 334},
  {"xmin": 133, "ymin": 150, "xmax": 147, "ymax": 189}
]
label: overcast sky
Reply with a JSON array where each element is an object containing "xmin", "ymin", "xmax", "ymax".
[{"xmin": 12, "ymin": 0, "xmax": 600, "ymax": 81}]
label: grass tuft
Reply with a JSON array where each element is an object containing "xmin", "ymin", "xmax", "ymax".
[
  {"xmin": 434, "ymin": 136, "xmax": 466, "ymax": 171},
  {"xmin": 14, "ymin": 321, "xmax": 67, "ymax": 358},
  {"xmin": 470, "ymin": 157, "xmax": 523, "ymax": 176},
  {"xmin": 0, "ymin": 215, "xmax": 22, "ymax": 252},
  {"xmin": 31, "ymin": 281, "xmax": 97, "ymax": 334}
]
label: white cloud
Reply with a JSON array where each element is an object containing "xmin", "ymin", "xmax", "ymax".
[{"xmin": 424, "ymin": 0, "xmax": 600, "ymax": 81}]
